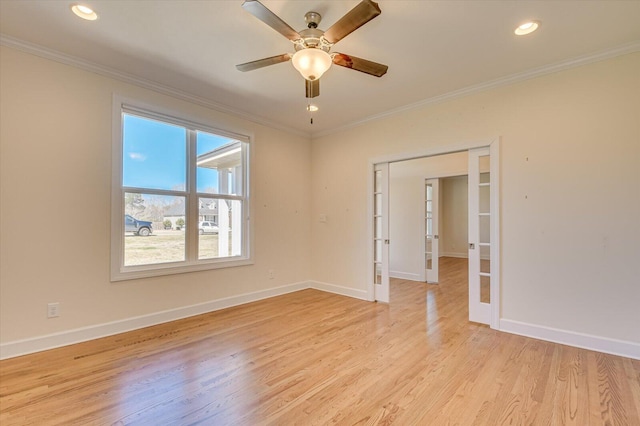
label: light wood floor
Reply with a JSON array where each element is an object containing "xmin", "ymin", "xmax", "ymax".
[{"xmin": 1, "ymin": 257, "xmax": 639, "ymax": 425}]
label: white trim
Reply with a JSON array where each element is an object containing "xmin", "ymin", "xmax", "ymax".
[
  {"xmin": 368, "ymin": 137, "xmax": 500, "ymax": 317},
  {"xmin": 500, "ymin": 319, "xmax": 640, "ymax": 361},
  {"xmin": 440, "ymin": 251, "xmax": 468, "ymax": 259},
  {"xmin": 0, "ymin": 35, "xmax": 308, "ymax": 139},
  {"xmin": 0, "ymin": 281, "xmax": 310, "ymax": 360},
  {"xmin": 309, "ymin": 281, "xmax": 370, "ymax": 301},
  {"xmin": 3, "ymin": 35, "xmax": 638, "ymax": 141},
  {"xmin": 371, "ymin": 140, "xmax": 491, "ymax": 165},
  {"xmin": 312, "ymin": 41, "xmax": 640, "ymax": 139},
  {"xmin": 389, "ymin": 271, "xmax": 423, "ymax": 281},
  {"xmin": 489, "ymin": 139, "xmax": 501, "ymax": 329},
  {"xmin": 111, "ymin": 94, "xmax": 253, "ymax": 281}
]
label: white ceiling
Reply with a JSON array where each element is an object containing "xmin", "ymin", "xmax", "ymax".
[{"xmin": 1, "ymin": 1, "xmax": 639, "ymax": 137}]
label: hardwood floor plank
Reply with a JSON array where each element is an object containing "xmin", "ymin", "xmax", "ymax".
[{"xmin": 1, "ymin": 258, "xmax": 639, "ymax": 425}]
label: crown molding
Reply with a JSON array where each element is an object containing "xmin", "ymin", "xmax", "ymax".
[
  {"xmin": 0, "ymin": 34, "xmax": 311, "ymax": 139},
  {"xmin": 311, "ymin": 40, "xmax": 640, "ymax": 139},
  {"xmin": 2, "ymin": 34, "xmax": 638, "ymax": 142}
]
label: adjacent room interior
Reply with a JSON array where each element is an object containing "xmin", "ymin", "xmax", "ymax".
[{"xmin": 1, "ymin": 0, "xmax": 639, "ymax": 424}]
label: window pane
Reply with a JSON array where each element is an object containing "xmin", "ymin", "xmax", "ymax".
[
  {"xmin": 480, "ymin": 215, "xmax": 490, "ymax": 244},
  {"xmin": 480, "ymin": 245, "xmax": 491, "ymax": 273},
  {"xmin": 197, "ymin": 132, "xmax": 243, "ymax": 195},
  {"xmin": 479, "ymin": 185, "xmax": 490, "ymax": 214},
  {"xmin": 199, "ymin": 198, "xmax": 243, "ymax": 259},
  {"xmin": 481, "ymin": 275, "xmax": 491, "ymax": 303},
  {"xmin": 374, "ymin": 170, "xmax": 382, "ymax": 193},
  {"xmin": 124, "ymin": 193, "xmax": 185, "ymax": 266},
  {"xmin": 123, "ymin": 114, "xmax": 186, "ymax": 191}
]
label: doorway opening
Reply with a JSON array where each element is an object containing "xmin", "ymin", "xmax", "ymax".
[{"xmin": 369, "ymin": 140, "xmax": 499, "ymax": 328}]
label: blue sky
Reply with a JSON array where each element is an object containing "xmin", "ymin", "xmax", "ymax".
[{"xmin": 123, "ymin": 114, "xmax": 232, "ymax": 193}]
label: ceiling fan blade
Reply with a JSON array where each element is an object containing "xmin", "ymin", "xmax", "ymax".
[
  {"xmin": 306, "ymin": 79, "xmax": 320, "ymax": 98},
  {"xmin": 323, "ymin": 0, "xmax": 381, "ymax": 44},
  {"xmin": 242, "ymin": 0, "xmax": 301, "ymax": 41},
  {"xmin": 332, "ymin": 53, "xmax": 388, "ymax": 77},
  {"xmin": 236, "ymin": 54, "xmax": 292, "ymax": 72}
]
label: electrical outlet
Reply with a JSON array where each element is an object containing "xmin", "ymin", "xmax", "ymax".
[
  {"xmin": 47, "ymin": 302, "xmax": 60, "ymax": 318},
  {"xmin": 268, "ymin": 269, "xmax": 275, "ymax": 279}
]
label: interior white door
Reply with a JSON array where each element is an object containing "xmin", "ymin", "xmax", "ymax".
[
  {"xmin": 374, "ymin": 163, "xmax": 390, "ymax": 303},
  {"xmin": 425, "ymin": 178, "xmax": 440, "ymax": 283},
  {"xmin": 468, "ymin": 148, "xmax": 491, "ymax": 324}
]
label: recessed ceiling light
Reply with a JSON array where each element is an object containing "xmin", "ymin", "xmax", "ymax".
[
  {"xmin": 307, "ymin": 105, "xmax": 319, "ymax": 112},
  {"xmin": 515, "ymin": 20, "xmax": 540, "ymax": 36},
  {"xmin": 71, "ymin": 4, "xmax": 98, "ymax": 21}
]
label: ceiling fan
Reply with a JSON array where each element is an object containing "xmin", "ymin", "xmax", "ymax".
[{"xmin": 236, "ymin": 0, "xmax": 388, "ymax": 98}]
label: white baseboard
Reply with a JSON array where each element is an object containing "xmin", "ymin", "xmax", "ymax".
[
  {"xmin": 500, "ymin": 319, "xmax": 640, "ymax": 360},
  {"xmin": 0, "ymin": 281, "xmax": 310, "ymax": 360},
  {"xmin": 440, "ymin": 251, "xmax": 468, "ymax": 258},
  {"xmin": 389, "ymin": 271, "xmax": 423, "ymax": 281},
  {"xmin": 309, "ymin": 280, "xmax": 370, "ymax": 301}
]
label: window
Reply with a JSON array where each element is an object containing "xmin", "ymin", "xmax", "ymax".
[{"xmin": 111, "ymin": 99, "xmax": 251, "ymax": 280}]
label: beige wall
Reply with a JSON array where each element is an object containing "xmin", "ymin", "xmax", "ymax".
[
  {"xmin": 441, "ymin": 176, "xmax": 469, "ymax": 258},
  {"xmin": 0, "ymin": 46, "xmax": 312, "ymax": 344},
  {"xmin": 388, "ymin": 152, "xmax": 468, "ymax": 279},
  {"xmin": 311, "ymin": 53, "xmax": 640, "ymax": 344},
  {"xmin": 2, "ymin": 45, "xmax": 639, "ymax": 353},
  {"xmin": 388, "ymin": 174, "xmax": 423, "ymax": 280}
]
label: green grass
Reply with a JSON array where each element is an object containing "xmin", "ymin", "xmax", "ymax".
[{"xmin": 124, "ymin": 230, "xmax": 225, "ymax": 266}]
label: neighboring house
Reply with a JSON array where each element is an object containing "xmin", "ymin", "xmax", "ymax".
[{"xmin": 163, "ymin": 199, "xmax": 218, "ymax": 229}]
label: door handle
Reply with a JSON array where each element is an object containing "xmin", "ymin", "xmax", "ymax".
[
  {"xmin": 469, "ymin": 243, "xmax": 475, "ymax": 249},
  {"xmin": 384, "ymin": 239, "xmax": 390, "ymax": 244}
]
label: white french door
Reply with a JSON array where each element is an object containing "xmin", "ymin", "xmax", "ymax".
[
  {"xmin": 373, "ymin": 163, "xmax": 389, "ymax": 303},
  {"xmin": 425, "ymin": 178, "xmax": 440, "ymax": 283},
  {"xmin": 468, "ymin": 148, "xmax": 492, "ymax": 324}
]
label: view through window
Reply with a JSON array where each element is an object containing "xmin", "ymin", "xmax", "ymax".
[{"xmin": 112, "ymin": 105, "xmax": 250, "ymax": 279}]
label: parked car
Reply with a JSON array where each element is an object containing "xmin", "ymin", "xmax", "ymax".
[
  {"xmin": 125, "ymin": 214, "xmax": 153, "ymax": 236},
  {"xmin": 198, "ymin": 221, "xmax": 218, "ymax": 234}
]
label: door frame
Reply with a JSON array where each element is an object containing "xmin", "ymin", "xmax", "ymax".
[{"xmin": 367, "ymin": 137, "xmax": 501, "ymax": 329}]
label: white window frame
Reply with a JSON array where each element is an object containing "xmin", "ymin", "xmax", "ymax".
[{"xmin": 111, "ymin": 96, "xmax": 252, "ymax": 281}]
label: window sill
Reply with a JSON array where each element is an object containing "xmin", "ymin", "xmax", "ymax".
[{"xmin": 111, "ymin": 257, "xmax": 254, "ymax": 282}]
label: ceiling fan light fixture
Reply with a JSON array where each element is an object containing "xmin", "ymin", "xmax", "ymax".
[
  {"xmin": 515, "ymin": 20, "xmax": 540, "ymax": 35},
  {"xmin": 70, "ymin": 3, "xmax": 98, "ymax": 20},
  {"xmin": 292, "ymin": 49, "xmax": 332, "ymax": 81}
]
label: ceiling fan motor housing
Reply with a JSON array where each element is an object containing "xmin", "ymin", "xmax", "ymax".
[
  {"xmin": 296, "ymin": 29, "xmax": 331, "ymax": 52},
  {"xmin": 304, "ymin": 11, "xmax": 322, "ymax": 28}
]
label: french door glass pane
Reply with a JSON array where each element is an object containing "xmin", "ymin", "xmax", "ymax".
[
  {"xmin": 124, "ymin": 193, "xmax": 186, "ymax": 266},
  {"xmin": 479, "ymin": 185, "xmax": 490, "ymax": 214},
  {"xmin": 375, "ymin": 170, "xmax": 382, "ymax": 193},
  {"xmin": 375, "ymin": 263, "xmax": 382, "ymax": 284},
  {"xmin": 479, "ymin": 216, "xmax": 491, "ymax": 244},
  {"xmin": 375, "ymin": 194, "xmax": 382, "ymax": 215},
  {"xmin": 480, "ymin": 275, "xmax": 491, "ymax": 303},
  {"xmin": 480, "ymin": 245, "xmax": 491, "ymax": 273},
  {"xmin": 375, "ymin": 240, "xmax": 382, "ymax": 262}
]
